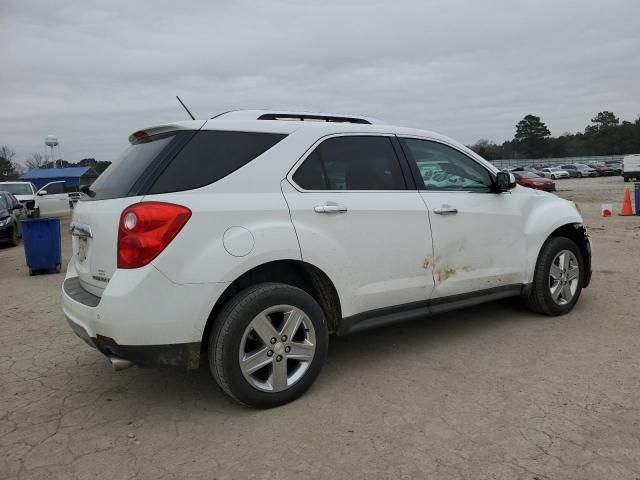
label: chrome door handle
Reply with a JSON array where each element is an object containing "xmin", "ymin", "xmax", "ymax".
[
  {"xmin": 433, "ymin": 205, "xmax": 458, "ymax": 215},
  {"xmin": 314, "ymin": 203, "xmax": 348, "ymax": 214}
]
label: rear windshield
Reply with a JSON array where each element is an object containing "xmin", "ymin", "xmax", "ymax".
[
  {"xmin": 87, "ymin": 130, "xmax": 286, "ymax": 200},
  {"xmin": 89, "ymin": 133, "xmax": 178, "ymax": 201}
]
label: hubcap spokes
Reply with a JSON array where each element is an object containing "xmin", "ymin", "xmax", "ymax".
[
  {"xmin": 549, "ymin": 250, "xmax": 579, "ymax": 305},
  {"xmin": 239, "ymin": 305, "xmax": 316, "ymax": 392}
]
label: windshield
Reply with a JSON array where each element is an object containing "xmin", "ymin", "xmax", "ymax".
[{"xmin": 0, "ymin": 183, "xmax": 32, "ymax": 195}]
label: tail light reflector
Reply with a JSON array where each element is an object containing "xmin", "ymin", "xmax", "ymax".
[{"xmin": 117, "ymin": 202, "xmax": 191, "ymax": 269}]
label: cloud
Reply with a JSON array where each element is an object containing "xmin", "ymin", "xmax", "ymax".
[{"xmin": 1, "ymin": 0, "xmax": 639, "ymax": 164}]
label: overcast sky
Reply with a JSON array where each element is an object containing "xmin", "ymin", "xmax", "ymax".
[{"xmin": 1, "ymin": 0, "xmax": 639, "ymax": 165}]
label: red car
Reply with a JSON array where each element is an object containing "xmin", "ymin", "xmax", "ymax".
[
  {"xmin": 588, "ymin": 163, "xmax": 615, "ymax": 176},
  {"xmin": 513, "ymin": 172, "xmax": 556, "ymax": 192}
]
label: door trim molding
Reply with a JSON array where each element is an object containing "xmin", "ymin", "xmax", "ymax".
[{"xmin": 338, "ymin": 284, "xmax": 524, "ymax": 335}]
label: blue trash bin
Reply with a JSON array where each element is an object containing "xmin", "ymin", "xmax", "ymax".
[
  {"xmin": 21, "ymin": 218, "xmax": 62, "ymax": 275},
  {"xmin": 635, "ymin": 183, "xmax": 640, "ymax": 216}
]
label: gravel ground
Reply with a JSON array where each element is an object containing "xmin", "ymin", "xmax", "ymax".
[{"xmin": 1, "ymin": 176, "xmax": 639, "ymax": 480}]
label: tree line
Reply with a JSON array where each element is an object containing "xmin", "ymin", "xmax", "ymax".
[
  {"xmin": 0, "ymin": 146, "xmax": 111, "ymax": 181},
  {"xmin": 470, "ymin": 111, "xmax": 640, "ymax": 160}
]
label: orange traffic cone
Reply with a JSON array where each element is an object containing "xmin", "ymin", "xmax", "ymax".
[{"xmin": 620, "ymin": 188, "xmax": 634, "ymax": 216}]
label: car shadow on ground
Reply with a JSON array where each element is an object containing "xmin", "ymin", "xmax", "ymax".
[{"xmin": 69, "ymin": 296, "xmax": 546, "ymax": 413}]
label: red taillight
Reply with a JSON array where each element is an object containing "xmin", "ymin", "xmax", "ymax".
[{"xmin": 117, "ymin": 202, "xmax": 191, "ymax": 269}]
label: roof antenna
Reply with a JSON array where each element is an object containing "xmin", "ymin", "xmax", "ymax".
[{"xmin": 176, "ymin": 96, "xmax": 195, "ymax": 120}]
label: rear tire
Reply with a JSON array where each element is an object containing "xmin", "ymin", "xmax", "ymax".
[
  {"xmin": 624, "ymin": 177, "xmax": 629, "ymax": 182},
  {"xmin": 577, "ymin": 172, "xmax": 583, "ymax": 178},
  {"xmin": 209, "ymin": 283, "xmax": 328, "ymax": 408},
  {"xmin": 522, "ymin": 237, "xmax": 584, "ymax": 316}
]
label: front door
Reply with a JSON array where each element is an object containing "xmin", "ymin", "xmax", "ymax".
[
  {"xmin": 399, "ymin": 137, "xmax": 527, "ymax": 299},
  {"xmin": 283, "ymin": 134, "xmax": 435, "ymax": 318},
  {"xmin": 37, "ymin": 181, "xmax": 70, "ymax": 217}
]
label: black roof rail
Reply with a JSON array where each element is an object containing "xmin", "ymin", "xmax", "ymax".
[{"xmin": 257, "ymin": 113, "xmax": 371, "ymax": 124}]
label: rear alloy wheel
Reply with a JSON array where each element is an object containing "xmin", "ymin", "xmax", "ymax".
[
  {"xmin": 522, "ymin": 237, "xmax": 584, "ymax": 316},
  {"xmin": 210, "ymin": 283, "xmax": 328, "ymax": 408}
]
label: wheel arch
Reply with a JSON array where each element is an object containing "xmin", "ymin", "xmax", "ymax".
[
  {"xmin": 533, "ymin": 223, "xmax": 592, "ymax": 289},
  {"xmin": 201, "ymin": 259, "xmax": 342, "ymax": 355}
]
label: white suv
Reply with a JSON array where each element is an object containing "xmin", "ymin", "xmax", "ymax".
[{"xmin": 62, "ymin": 110, "xmax": 592, "ymax": 407}]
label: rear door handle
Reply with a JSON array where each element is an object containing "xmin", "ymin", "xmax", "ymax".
[
  {"xmin": 314, "ymin": 202, "xmax": 348, "ymax": 214},
  {"xmin": 433, "ymin": 205, "xmax": 458, "ymax": 215}
]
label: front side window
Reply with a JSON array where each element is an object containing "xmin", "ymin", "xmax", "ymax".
[
  {"xmin": 293, "ymin": 136, "xmax": 406, "ymax": 190},
  {"xmin": 44, "ymin": 182, "xmax": 65, "ymax": 194},
  {"xmin": 401, "ymin": 138, "xmax": 492, "ymax": 192}
]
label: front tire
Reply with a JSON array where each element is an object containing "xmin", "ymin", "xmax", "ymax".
[
  {"xmin": 8, "ymin": 226, "xmax": 19, "ymax": 247},
  {"xmin": 209, "ymin": 283, "xmax": 328, "ymax": 408},
  {"xmin": 522, "ymin": 237, "xmax": 584, "ymax": 316}
]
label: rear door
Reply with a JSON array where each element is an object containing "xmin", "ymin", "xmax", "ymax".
[
  {"xmin": 37, "ymin": 181, "xmax": 70, "ymax": 217},
  {"xmin": 399, "ymin": 137, "xmax": 527, "ymax": 299},
  {"xmin": 283, "ymin": 134, "xmax": 435, "ymax": 317}
]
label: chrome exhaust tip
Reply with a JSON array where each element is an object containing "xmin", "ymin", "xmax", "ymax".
[{"xmin": 108, "ymin": 355, "xmax": 134, "ymax": 371}]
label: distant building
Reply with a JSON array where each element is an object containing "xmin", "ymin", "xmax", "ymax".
[{"xmin": 20, "ymin": 167, "xmax": 99, "ymax": 191}]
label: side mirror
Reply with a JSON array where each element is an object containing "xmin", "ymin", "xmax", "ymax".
[
  {"xmin": 37, "ymin": 190, "xmax": 47, "ymax": 196},
  {"xmin": 495, "ymin": 171, "xmax": 516, "ymax": 192}
]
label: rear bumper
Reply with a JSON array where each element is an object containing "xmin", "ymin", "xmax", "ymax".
[
  {"xmin": 62, "ymin": 257, "xmax": 229, "ymax": 369},
  {"xmin": 64, "ymin": 317, "xmax": 200, "ymax": 369}
]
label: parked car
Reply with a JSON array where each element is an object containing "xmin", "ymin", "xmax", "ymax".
[
  {"xmin": 62, "ymin": 110, "xmax": 592, "ymax": 408},
  {"xmin": 0, "ymin": 191, "xmax": 28, "ymax": 246},
  {"xmin": 513, "ymin": 172, "xmax": 556, "ymax": 191},
  {"xmin": 0, "ymin": 180, "xmax": 71, "ymax": 217},
  {"xmin": 540, "ymin": 167, "xmax": 570, "ymax": 180},
  {"xmin": 561, "ymin": 164, "xmax": 598, "ymax": 178},
  {"xmin": 604, "ymin": 161, "xmax": 623, "ymax": 175},
  {"xmin": 623, "ymin": 154, "xmax": 640, "ymax": 182},
  {"xmin": 587, "ymin": 162, "xmax": 615, "ymax": 176}
]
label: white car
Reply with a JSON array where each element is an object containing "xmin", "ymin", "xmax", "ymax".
[
  {"xmin": 62, "ymin": 110, "xmax": 592, "ymax": 408},
  {"xmin": 540, "ymin": 167, "xmax": 570, "ymax": 180},
  {"xmin": 0, "ymin": 180, "xmax": 71, "ymax": 217}
]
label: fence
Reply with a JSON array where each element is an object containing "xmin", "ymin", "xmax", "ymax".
[{"xmin": 489, "ymin": 155, "xmax": 627, "ymax": 169}]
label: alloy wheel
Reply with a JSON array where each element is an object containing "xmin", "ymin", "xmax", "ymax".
[
  {"xmin": 239, "ymin": 305, "xmax": 316, "ymax": 392},
  {"xmin": 549, "ymin": 250, "xmax": 579, "ymax": 305}
]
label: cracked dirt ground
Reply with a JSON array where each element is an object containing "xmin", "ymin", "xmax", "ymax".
[{"xmin": 1, "ymin": 176, "xmax": 639, "ymax": 480}]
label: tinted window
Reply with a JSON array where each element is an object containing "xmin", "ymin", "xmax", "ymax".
[
  {"xmin": 149, "ymin": 130, "xmax": 286, "ymax": 194},
  {"xmin": 0, "ymin": 195, "xmax": 7, "ymax": 209},
  {"xmin": 401, "ymin": 139, "xmax": 492, "ymax": 192},
  {"xmin": 293, "ymin": 136, "xmax": 406, "ymax": 190},
  {"xmin": 90, "ymin": 133, "xmax": 178, "ymax": 201}
]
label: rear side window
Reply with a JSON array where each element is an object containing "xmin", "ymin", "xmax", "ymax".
[
  {"xmin": 148, "ymin": 131, "xmax": 287, "ymax": 194},
  {"xmin": 293, "ymin": 136, "xmax": 406, "ymax": 190},
  {"xmin": 89, "ymin": 133, "xmax": 177, "ymax": 201}
]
